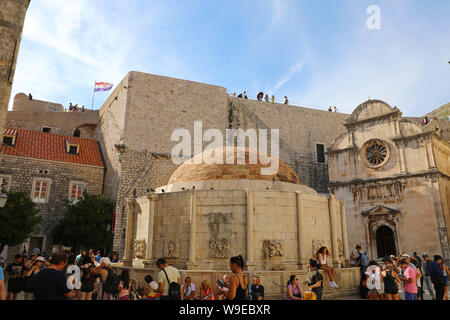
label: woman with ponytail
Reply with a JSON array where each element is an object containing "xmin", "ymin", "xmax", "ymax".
[
  {"xmin": 225, "ymin": 255, "xmax": 249, "ymax": 300},
  {"xmin": 286, "ymin": 275, "xmax": 303, "ymax": 300}
]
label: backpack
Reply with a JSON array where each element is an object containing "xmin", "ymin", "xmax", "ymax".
[
  {"xmin": 162, "ymin": 268, "xmax": 181, "ymax": 300},
  {"xmin": 103, "ymin": 269, "xmax": 120, "ymax": 294},
  {"xmin": 358, "ymin": 251, "xmax": 370, "ymax": 267}
]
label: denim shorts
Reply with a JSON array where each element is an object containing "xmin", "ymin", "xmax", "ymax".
[{"xmin": 404, "ymin": 292, "xmax": 417, "ymax": 300}]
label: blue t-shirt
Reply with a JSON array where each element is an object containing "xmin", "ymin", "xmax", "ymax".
[
  {"xmin": 0, "ymin": 266, "xmax": 4, "ymax": 281},
  {"xmin": 94, "ymin": 255, "xmax": 101, "ymax": 263}
]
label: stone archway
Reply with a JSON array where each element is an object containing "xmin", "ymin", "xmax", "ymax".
[
  {"xmin": 376, "ymin": 226, "xmax": 396, "ymax": 258},
  {"xmin": 361, "ymin": 205, "xmax": 401, "ymax": 258}
]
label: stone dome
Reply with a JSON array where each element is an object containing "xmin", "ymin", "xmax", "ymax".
[{"xmin": 168, "ymin": 147, "xmax": 301, "ymax": 185}]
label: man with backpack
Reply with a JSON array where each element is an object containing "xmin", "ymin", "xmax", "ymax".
[
  {"xmin": 156, "ymin": 258, "xmax": 182, "ymax": 300},
  {"xmin": 352, "ymin": 245, "xmax": 370, "ymax": 299},
  {"xmin": 91, "ymin": 257, "xmax": 119, "ymax": 300}
]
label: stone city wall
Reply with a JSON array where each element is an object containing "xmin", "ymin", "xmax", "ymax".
[
  {"xmin": 0, "ymin": 154, "xmax": 104, "ymax": 263},
  {"xmin": 0, "ymin": 0, "xmax": 30, "ymax": 144},
  {"xmin": 6, "ymin": 109, "xmax": 99, "ymax": 139}
]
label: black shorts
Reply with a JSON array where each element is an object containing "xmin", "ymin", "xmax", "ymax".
[
  {"xmin": 81, "ymin": 280, "xmax": 94, "ymax": 293},
  {"xmin": 7, "ymin": 278, "xmax": 23, "ymax": 293}
]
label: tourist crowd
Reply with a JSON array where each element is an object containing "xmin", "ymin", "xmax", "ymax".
[
  {"xmin": 350, "ymin": 245, "xmax": 449, "ymax": 300},
  {"xmin": 231, "ymin": 91, "xmax": 289, "ymax": 105},
  {"xmin": 0, "ymin": 245, "xmax": 448, "ymax": 301}
]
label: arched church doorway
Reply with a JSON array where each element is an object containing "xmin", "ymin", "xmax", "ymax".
[{"xmin": 376, "ymin": 226, "xmax": 396, "ymax": 258}]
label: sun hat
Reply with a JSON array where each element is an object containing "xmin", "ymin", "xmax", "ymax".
[
  {"xmin": 150, "ymin": 281, "xmax": 159, "ymax": 291},
  {"xmin": 35, "ymin": 256, "xmax": 46, "ymax": 262}
]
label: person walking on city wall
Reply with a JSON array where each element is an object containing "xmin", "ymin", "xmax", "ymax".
[
  {"xmin": 316, "ymin": 246, "xmax": 338, "ymax": 288},
  {"xmin": 271, "ymin": 95, "xmax": 275, "ymax": 103},
  {"xmin": 249, "ymin": 276, "xmax": 264, "ymax": 300},
  {"xmin": 0, "ymin": 265, "xmax": 5, "ymax": 300},
  {"xmin": 156, "ymin": 257, "xmax": 182, "ymax": 300},
  {"xmin": 284, "ymin": 96, "xmax": 289, "ymax": 105},
  {"xmin": 305, "ymin": 259, "xmax": 323, "ymax": 300},
  {"xmin": 381, "ymin": 263, "xmax": 401, "ymax": 300},
  {"xmin": 286, "ymin": 275, "xmax": 303, "ymax": 300},
  {"xmin": 182, "ymin": 276, "xmax": 196, "ymax": 300},
  {"xmin": 430, "ymin": 255, "xmax": 445, "ymax": 300},
  {"xmin": 400, "ymin": 259, "xmax": 419, "ymax": 300},
  {"xmin": 264, "ymin": 94, "xmax": 269, "ymax": 102},
  {"xmin": 422, "ymin": 253, "xmax": 436, "ymax": 299},
  {"xmin": 226, "ymin": 255, "xmax": 248, "ymax": 300},
  {"xmin": 33, "ymin": 252, "xmax": 74, "ymax": 300},
  {"xmin": 5, "ymin": 254, "xmax": 24, "ymax": 300}
]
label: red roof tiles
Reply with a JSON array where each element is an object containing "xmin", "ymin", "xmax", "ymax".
[{"xmin": 1, "ymin": 128, "xmax": 104, "ymax": 167}]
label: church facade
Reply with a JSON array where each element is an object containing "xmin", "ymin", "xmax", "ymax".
[{"xmin": 328, "ymin": 100, "xmax": 450, "ymax": 261}]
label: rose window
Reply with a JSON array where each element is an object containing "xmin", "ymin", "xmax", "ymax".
[{"xmin": 361, "ymin": 139, "xmax": 390, "ymax": 168}]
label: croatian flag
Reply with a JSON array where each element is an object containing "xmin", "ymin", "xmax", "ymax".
[{"xmin": 94, "ymin": 82, "xmax": 113, "ymax": 92}]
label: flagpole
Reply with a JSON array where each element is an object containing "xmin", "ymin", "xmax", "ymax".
[{"xmin": 91, "ymin": 80, "xmax": 96, "ymax": 110}]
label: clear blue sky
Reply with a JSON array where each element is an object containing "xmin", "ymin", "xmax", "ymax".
[{"xmin": 9, "ymin": 0, "xmax": 450, "ymax": 116}]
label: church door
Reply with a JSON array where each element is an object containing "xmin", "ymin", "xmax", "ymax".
[{"xmin": 376, "ymin": 226, "xmax": 396, "ymax": 258}]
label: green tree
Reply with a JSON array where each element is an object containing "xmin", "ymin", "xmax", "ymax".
[
  {"xmin": 52, "ymin": 192, "xmax": 114, "ymax": 251},
  {"xmin": 0, "ymin": 192, "xmax": 42, "ymax": 254}
]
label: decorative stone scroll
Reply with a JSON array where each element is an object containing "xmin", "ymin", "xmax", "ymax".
[
  {"xmin": 312, "ymin": 239, "xmax": 327, "ymax": 257},
  {"xmin": 338, "ymin": 239, "xmax": 345, "ymax": 259},
  {"xmin": 165, "ymin": 239, "xmax": 180, "ymax": 258},
  {"xmin": 132, "ymin": 239, "xmax": 146, "ymax": 259},
  {"xmin": 209, "ymin": 239, "xmax": 231, "ymax": 258},
  {"xmin": 263, "ymin": 240, "xmax": 285, "ymax": 258}
]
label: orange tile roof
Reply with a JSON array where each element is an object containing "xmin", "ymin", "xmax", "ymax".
[{"xmin": 1, "ymin": 128, "xmax": 104, "ymax": 167}]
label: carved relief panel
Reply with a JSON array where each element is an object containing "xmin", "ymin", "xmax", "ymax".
[
  {"xmin": 132, "ymin": 239, "xmax": 146, "ymax": 259},
  {"xmin": 165, "ymin": 239, "xmax": 180, "ymax": 258},
  {"xmin": 263, "ymin": 240, "xmax": 285, "ymax": 259},
  {"xmin": 209, "ymin": 239, "xmax": 231, "ymax": 258}
]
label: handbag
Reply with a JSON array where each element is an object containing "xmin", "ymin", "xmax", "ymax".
[{"xmin": 303, "ymin": 291, "xmax": 317, "ymax": 300}]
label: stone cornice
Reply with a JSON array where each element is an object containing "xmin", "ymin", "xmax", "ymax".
[
  {"xmin": 326, "ymin": 145, "xmax": 357, "ymax": 155},
  {"xmin": 391, "ymin": 131, "xmax": 433, "ymax": 143},
  {"xmin": 344, "ymin": 109, "xmax": 402, "ymax": 128}
]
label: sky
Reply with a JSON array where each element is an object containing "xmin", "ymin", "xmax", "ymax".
[{"xmin": 9, "ymin": 0, "xmax": 450, "ymax": 116}]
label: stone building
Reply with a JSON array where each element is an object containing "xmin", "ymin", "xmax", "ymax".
[
  {"xmin": 328, "ymin": 100, "xmax": 450, "ymax": 261},
  {"xmin": 0, "ymin": 127, "xmax": 104, "ymax": 259},
  {"xmin": 0, "ymin": 0, "xmax": 30, "ymax": 145}
]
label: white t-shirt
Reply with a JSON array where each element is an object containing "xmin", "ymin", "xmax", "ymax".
[
  {"xmin": 182, "ymin": 283, "xmax": 196, "ymax": 297},
  {"xmin": 157, "ymin": 266, "xmax": 180, "ymax": 296}
]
